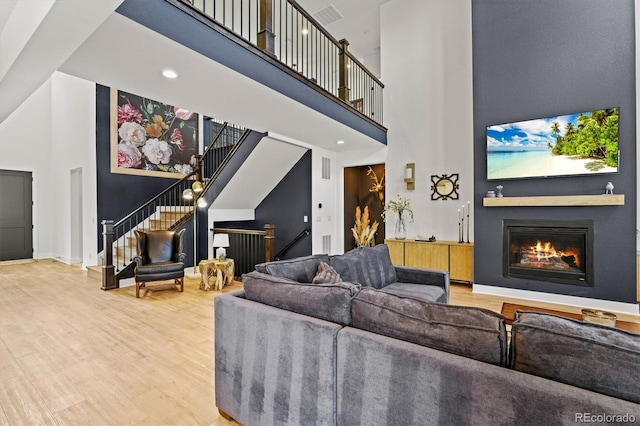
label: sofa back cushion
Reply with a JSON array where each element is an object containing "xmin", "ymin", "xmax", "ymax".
[
  {"xmin": 509, "ymin": 311, "xmax": 640, "ymax": 403},
  {"xmin": 243, "ymin": 270, "xmax": 360, "ymax": 325},
  {"xmin": 256, "ymin": 254, "xmax": 330, "ymax": 283},
  {"xmin": 329, "ymin": 245, "xmax": 396, "ymax": 289},
  {"xmin": 351, "ymin": 288, "xmax": 508, "ymax": 365}
]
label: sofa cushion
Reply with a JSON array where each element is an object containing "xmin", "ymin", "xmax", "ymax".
[
  {"xmin": 351, "ymin": 288, "xmax": 508, "ymax": 365},
  {"xmin": 381, "ymin": 282, "xmax": 447, "ymax": 304},
  {"xmin": 257, "ymin": 254, "xmax": 330, "ymax": 283},
  {"xmin": 329, "ymin": 245, "xmax": 397, "ymax": 289},
  {"xmin": 312, "ymin": 262, "xmax": 342, "ymax": 284},
  {"xmin": 243, "ymin": 270, "xmax": 360, "ymax": 326},
  {"xmin": 509, "ymin": 311, "xmax": 640, "ymax": 403}
]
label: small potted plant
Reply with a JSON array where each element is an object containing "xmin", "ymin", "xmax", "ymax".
[{"xmin": 383, "ymin": 195, "xmax": 414, "ymax": 240}]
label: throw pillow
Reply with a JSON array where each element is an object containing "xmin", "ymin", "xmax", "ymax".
[
  {"xmin": 351, "ymin": 288, "xmax": 508, "ymax": 365},
  {"xmin": 510, "ymin": 311, "xmax": 640, "ymax": 403},
  {"xmin": 329, "ymin": 244, "xmax": 397, "ymax": 289},
  {"xmin": 312, "ymin": 262, "xmax": 342, "ymax": 284}
]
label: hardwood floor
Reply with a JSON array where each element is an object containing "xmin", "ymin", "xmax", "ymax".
[{"xmin": 1, "ymin": 260, "xmax": 638, "ymax": 425}]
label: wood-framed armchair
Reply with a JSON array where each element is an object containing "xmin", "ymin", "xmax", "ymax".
[{"xmin": 133, "ymin": 229, "xmax": 186, "ymax": 298}]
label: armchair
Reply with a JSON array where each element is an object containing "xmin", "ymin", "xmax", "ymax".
[{"xmin": 133, "ymin": 229, "xmax": 186, "ymax": 298}]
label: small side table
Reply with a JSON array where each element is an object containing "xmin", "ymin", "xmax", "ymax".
[{"xmin": 198, "ymin": 258, "xmax": 234, "ymax": 291}]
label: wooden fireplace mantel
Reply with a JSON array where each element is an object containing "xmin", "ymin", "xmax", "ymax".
[{"xmin": 483, "ymin": 194, "xmax": 625, "ymax": 207}]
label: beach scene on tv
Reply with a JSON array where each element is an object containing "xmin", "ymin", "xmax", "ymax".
[{"xmin": 487, "ymin": 108, "xmax": 619, "ymax": 180}]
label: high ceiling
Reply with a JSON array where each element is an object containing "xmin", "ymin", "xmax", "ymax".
[
  {"xmin": 298, "ymin": 0, "xmax": 390, "ymax": 77},
  {"xmin": 1, "ymin": 0, "xmax": 388, "ymax": 153}
]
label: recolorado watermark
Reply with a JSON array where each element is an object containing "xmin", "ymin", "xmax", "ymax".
[{"xmin": 575, "ymin": 412, "xmax": 636, "ymax": 423}]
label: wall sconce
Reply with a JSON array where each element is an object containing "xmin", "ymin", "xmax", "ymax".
[{"xmin": 404, "ymin": 163, "xmax": 415, "ymax": 190}]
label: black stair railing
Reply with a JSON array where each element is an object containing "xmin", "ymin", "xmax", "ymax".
[
  {"xmin": 174, "ymin": 0, "xmax": 385, "ymax": 126},
  {"xmin": 274, "ymin": 226, "xmax": 311, "ymax": 260},
  {"xmin": 101, "ymin": 121, "xmax": 247, "ymax": 290}
]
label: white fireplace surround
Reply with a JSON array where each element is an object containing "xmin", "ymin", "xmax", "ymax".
[{"xmin": 473, "ymin": 284, "xmax": 640, "ymax": 315}]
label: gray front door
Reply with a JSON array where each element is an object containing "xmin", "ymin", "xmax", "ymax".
[{"xmin": 0, "ymin": 170, "xmax": 33, "ymax": 260}]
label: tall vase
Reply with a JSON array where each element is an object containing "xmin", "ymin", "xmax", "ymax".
[{"xmin": 394, "ymin": 212, "xmax": 406, "ymax": 240}]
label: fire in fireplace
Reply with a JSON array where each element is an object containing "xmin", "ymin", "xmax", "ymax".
[{"xmin": 503, "ymin": 220, "xmax": 594, "ymax": 286}]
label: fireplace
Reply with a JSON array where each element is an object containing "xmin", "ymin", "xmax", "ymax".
[{"xmin": 503, "ymin": 220, "xmax": 594, "ymax": 286}]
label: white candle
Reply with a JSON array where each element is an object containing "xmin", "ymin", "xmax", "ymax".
[
  {"xmin": 458, "ymin": 209, "xmax": 461, "ymax": 220},
  {"xmin": 405, "ymin": 166, "xmax": 413, "ymax": 180},
  {"xmin": 467, "ymin": 201, "xmax": 470, "ymax": 215}
]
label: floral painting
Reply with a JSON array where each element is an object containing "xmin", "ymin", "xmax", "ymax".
[{"xmin": 110, "ymin": 88, "xmax": 199, "ymax": 177}]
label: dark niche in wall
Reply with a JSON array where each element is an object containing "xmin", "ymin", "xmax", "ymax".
[{"xmin": 344, "ymin": 164, "xmax": 386, "ymax": 252}]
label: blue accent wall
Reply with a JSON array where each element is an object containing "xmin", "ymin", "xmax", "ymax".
[
  {"xmin": 216, "ymin": 150, "xmax": 312, "ymax": 259},
  {"xmin": 472, "ymin": 0, "xmax": 636, "ymax": 303}
]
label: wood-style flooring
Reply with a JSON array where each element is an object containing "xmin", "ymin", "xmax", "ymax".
[{"xmin": 0, "ymin": 259, "xmax": 638, "ymax": 425}]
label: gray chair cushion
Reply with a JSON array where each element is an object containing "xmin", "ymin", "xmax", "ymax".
[
  {"xmin": 351, "ymin": 288, "xmax": 508, "ymax": 365},
  {"xmin": 258, "ymin": 254, "xmax": 330, "ymax": 283},
  {"xmin": 381, "ymin": 282, "xmax": 447, "ymax": 304},
  {"xmin": 243, "ymin": 270, "xmax": 360, "ymax": 326},
  {"xmin": 329, "ymin": 245, "xmax": 397, "ymax": 289},
  {"xmin": 509, "ymin": 311, "xmax": 640, "ymax": 403}
]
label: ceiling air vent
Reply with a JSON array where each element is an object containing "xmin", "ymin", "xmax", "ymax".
[{"xmin": 312, "ymin": 4, "xmax": 343, "ymax": 27}]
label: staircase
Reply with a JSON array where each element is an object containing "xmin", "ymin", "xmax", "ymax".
[{"xmin": 90, "ymin": 120, "xmax": 260, "ymax": 289}]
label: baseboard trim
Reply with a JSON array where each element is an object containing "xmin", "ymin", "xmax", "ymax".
[{"xmin": 473, "ymin": 284, "xmax": 640, "ymax": 315}]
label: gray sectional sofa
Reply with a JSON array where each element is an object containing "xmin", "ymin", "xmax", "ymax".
[{"xmin": 214, "ymin": 245, "xmax": 640, "ymax": 425}]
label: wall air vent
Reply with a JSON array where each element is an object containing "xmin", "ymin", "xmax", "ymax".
[
  {"xmin": 322, "ymin": 235, "xmax": 331, "ymax": 253},
  {"xmin": 322, "ymin": 157, "xmax": 331, "ymax": 180},
  {"xmin": 312, "ymin": 4, "xmax": 343, "ymax": 27}
]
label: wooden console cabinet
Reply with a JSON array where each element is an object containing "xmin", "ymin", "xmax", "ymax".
[{"xmin": 385, "ymin": 239, "xmax": 473, "ymax": 284}]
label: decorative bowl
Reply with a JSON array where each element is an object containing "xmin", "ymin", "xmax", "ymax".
[{"xmin": 581, "ymin": 309, "xmax": 617, "ymax": 327}]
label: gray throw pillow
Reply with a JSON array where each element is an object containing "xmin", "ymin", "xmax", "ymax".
[
  {"xmin": 510, "ymin": 311, "xmax": 640, "ymax": 403},
  {"xmin": 329, "ymin": 245, "xmax": 397, "ymax": 289},
  {"xmin": 312, "ymin": 262, "xmax": 342, "ymax": 284},
  {"xmin": 351, "ymin": 288, "xmax": 508, "ymax": 365}
]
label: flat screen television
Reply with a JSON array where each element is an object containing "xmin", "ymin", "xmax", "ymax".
[{"xmin": 486, "ymin": 108, "xmax": 619, "ymax": 180}]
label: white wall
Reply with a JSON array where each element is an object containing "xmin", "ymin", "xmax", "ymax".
[
  {"xmin": 311, "ymin": 148, "xmax": 339, "ymax": 254},
  {"xmin": 0, "ymin": 78, "xmax": 54, "ymax": 259},
  {"xmin": 380, "ymin": 0, "xmax": 474, "ymax": 242},
  {"xmin": 50, "ymin": 72, "xmax": 98, "ymax": 267},
  {"xmin": 0, "ymin": 71, "xmax": 97, "ymax": 267}
]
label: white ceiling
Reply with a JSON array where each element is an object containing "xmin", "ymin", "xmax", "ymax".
[{"xmin": 298, "ymin": 0, "xmax": 390, "ymax": 77}]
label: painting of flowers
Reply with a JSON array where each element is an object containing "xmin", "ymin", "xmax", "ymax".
[{"xmin": 110, "ymin": 88, "xmax": 199, "ymax": 177}]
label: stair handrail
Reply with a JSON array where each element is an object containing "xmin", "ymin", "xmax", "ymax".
[{"xmin": 274, "ymin": 226, "xmax": 311, "ymax": 260}]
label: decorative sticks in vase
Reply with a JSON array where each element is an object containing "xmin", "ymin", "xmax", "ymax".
[{"xmin": 458, "ymin": 201, "xmax": 471, "ymax": 243}]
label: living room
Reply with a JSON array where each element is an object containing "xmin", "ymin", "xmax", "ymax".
[
  {"xmin": 0, "ymin": 0, "xmax": 639, "ymax": 422},
  {"xmin": 2, "ymin": 0, "xmax": 638, "ymax": 307}
]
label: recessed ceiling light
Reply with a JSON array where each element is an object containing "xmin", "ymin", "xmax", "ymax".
[
  {"xmin": 162, "ymin": 69, "xmax": 178, "ymax": 79},
  {"xmin": 337, "ymin": 140, "xmax": 345, "ymax": 145},
  {"xmin": 301, "ymin": 28, "xmax": 309, "ymax": 35}
]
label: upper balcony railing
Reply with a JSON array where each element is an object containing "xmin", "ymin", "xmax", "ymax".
[{"xmin": 177, "ymin": 0, "xmax": 384, "ymax": 126}]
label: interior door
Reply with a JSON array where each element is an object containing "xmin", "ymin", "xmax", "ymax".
[{"xmin": 0, "ymin": 170, "xmax": 33, "ymax": 260}]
